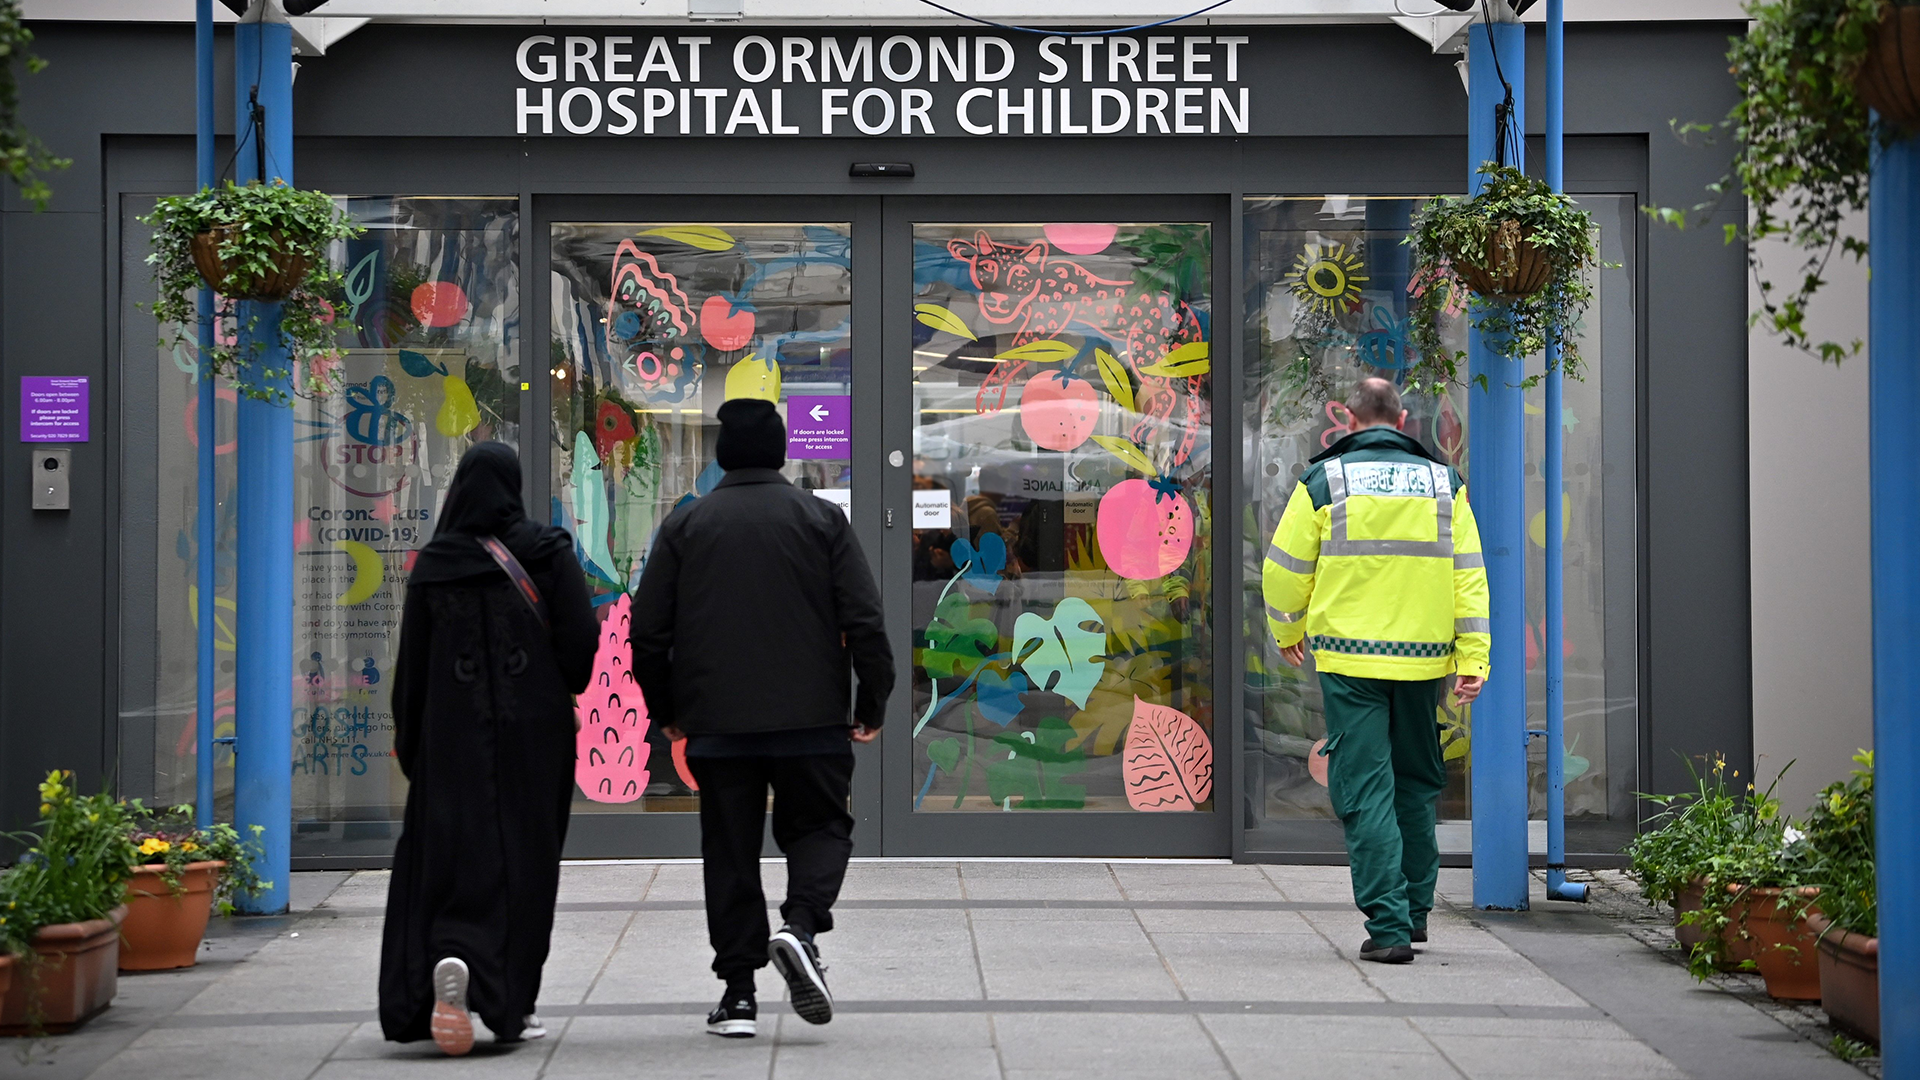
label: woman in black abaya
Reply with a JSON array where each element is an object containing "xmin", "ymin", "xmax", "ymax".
[{"xmin": 379, "ymin": 442, "xmax": 598, "ymax": 1054}]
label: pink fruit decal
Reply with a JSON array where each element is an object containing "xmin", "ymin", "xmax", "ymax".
[
  {"xmin": 410, "ymin": 281, "xmax": 470, "ymax": 328},
  {"xmin": 575, "ymin": 594, "xmax": 651, "ymax": 803},
  {"xmin": 700, "ymin": 294, "xmax": 755, "ymax": 352},
  {"xmin": 1019, "ymin": 370, "xmax": 1098, "ymax": 451},
  {"xmin": 1122, "ymin": 697, "xmax": 1213, "ymax": 810},
  {"xmin": 1091, "ymin": 435, "xmax": 1194, "ymax": 580}
]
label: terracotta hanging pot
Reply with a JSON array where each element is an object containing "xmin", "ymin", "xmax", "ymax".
[
  {"xmin": 1452, "ymin": 219, "xmax": 1552, "ymax": 301},
  {"xmin": 1855, "ymin": 4, "xmax": 1920, "ymax": 132},
  {"xmin": 121, "ymin": 860, "xmax": 226, "ymax": 972},
  {"xmin": 1806, "ymin": 912, "xmax": 1879, "ymax": 1043},
  {"xmin": 190, "ymin": 226, "xmax": 309, "ymax": 301},
  {"xmin": 0, "ymin": 906, "xmax": 127, "ymax": 1035},
  {"xmin": 1725, "ymin": 884, "xmax": 1823, "ymax": 1001}
]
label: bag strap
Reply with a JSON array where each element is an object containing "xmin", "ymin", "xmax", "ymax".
[{"xmin": 478, "ymin": 535, "xmax": 549, "ymax": 629}]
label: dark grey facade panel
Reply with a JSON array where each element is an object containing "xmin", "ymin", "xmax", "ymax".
[{"xmin": 2, "ymin": 19, "xmax": 1747, "ymax": 847}]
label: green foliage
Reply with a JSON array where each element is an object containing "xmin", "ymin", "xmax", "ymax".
[
  {"xmin": 1799, "ymin": 750, "xmax": 1875, "ymax": 938},
  {"xmin": 1829, "ymin": 1034, "xmax": 1875, "ymax": 1062},
  {"xmin": 0, "ymin": 771, "xmax": 138, "ymax": 957},
  {"xmin": 124, "ymin": 802, "xmax": 272, "ymax": 917},
  {"xmin": 1652, "ymin": 0, "xmax": 1898, "ymax": 363},
  {"xmin": 141, "ymin": 181, "xmax": 366, "ymax": 402},
  {"xmin": 985, "ymin": 717, "xmax": 1088, "ymax": 809},
  {"xmin": 0, "ymin": 0, "xmax": 69, "ymax": 210},
  {"xmin": 921, "ymin": 593, "xmax": 999, "ymax": 679},
  {"xmin": 1404, "ymin": 165, "xmax": 1601, "ymax": 391}
]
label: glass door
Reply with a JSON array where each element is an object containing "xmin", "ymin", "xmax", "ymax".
[
  {"xmin": 882, "ymin": 198, "xmax": 1230, "ymax": 857},
  {"xmin": 540, "ymin": 195, "xmax": 884, "ymax": 858}
]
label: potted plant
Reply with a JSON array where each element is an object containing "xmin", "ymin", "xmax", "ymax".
[
  {"xmin": 140, "ymin": 179, "xmax": 363, "ymax": 401},
  {"xmin": 1654, "ymin": 0, "xmax": 1920, "ymax": 362},
  {"xmin": 0, "ymin": 771, "xmax": 137, "ymax": 1035},
  {"xmin": 1403, "ymin": 163, "xmax": 1602, "ymax": 392},
  {"xmin": 1625, "ymin": 755, "xmax": 1756, "ymax": 963},
  {"xmin": 1800, "ymin": 751, "xmax": 1877, "ymax": 1043},
  {"xmin": 118, "ymin": 803, "xmax": 270, "ymax": 972}
]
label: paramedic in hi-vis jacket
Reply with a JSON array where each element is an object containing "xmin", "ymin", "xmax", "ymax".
[{"xmin": 1262, "ymin": 377, "xmax": 1491, "ymax": 965}]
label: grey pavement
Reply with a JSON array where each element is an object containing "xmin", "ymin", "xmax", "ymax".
[{"xmin": 2, "ymin": 863, "xmax": 1869, "ymax": 1080}]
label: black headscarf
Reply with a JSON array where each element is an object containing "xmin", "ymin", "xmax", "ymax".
[{"xmin": 408, "ymin": 442, "xmax": 575, "ymax": 585}]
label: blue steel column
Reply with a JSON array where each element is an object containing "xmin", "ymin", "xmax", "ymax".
[
  {"xmin": 194, "ymin": 0, "xmax": 217, "ymax": 829},
  {"xmin": 1869, "ymin": 124, "xmax": 1919, "ymax": 1080},
  {"xmin": 1540, "ymin": 0, "xmax": 1586, "ymax": 904},
  {"xmin": 232, "ymin": 12, "xmax": 295, "ymax": 915},
  {"xmin": 1467, "ymin": 16, "xmax": 1530, "ymax": 911}
]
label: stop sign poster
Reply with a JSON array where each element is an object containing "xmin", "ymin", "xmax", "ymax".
[{"xmin": 787, "ymin": 395, "xmax": 850, "ymax": 459}]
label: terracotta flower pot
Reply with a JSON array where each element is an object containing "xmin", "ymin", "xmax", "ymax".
[
  {"xmin": 1452, "ymin": 219, "xmax": 1552, "ymax": 300},
  {"xmin": 1726, "ymin": 884, "xmax": 1823, "ymax": 1001},
  {"xmin": 1855, "ymin": 4, "xmax": 1920, "ymax": 133},
  {"xmin": 1806, "ymin": 911, "xmax": 1879, "ymax": 1044},
  {"xmin": 0, "ymin": 956, "xmax": 12, "ymax": 1003},
  {"xmin": 190, "ymin": 227, "xmax": 309, "ymax": 300},
  {"xmin": 121, "ymin": 861, "xmax": 225, "ymax": 972},
  {"xmin": 0, "ymin": 906, "xmax": 127, "ymax": 1035},
  {"xmin": 1673, "ymin": 878, "xmax": 1756, "ymax": 966}
]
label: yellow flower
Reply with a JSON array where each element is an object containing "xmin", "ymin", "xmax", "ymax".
[
  {"xmin": 180, "ymin": 841, "xmax": 197, "ymax": 853},
  {"xmin": 138, "ymin": 838, "xmax": 172, "ymax": 856}
]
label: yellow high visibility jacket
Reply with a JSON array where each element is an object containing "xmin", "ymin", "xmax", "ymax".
[{"xmin": 1262, "ymin": 427, "xmax": 1491, "ymax": 681}]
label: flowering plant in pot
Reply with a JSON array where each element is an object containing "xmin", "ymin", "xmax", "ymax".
[
  {"xmin": 1653, "ymin": 0, "xmax": 1920, "ymax": 363},
  {"xmin": 1403, "ymin": 164, "xmax": 1602, "ymax": 393},
  {"xmin": 0, "ymin": 771, "xmax": 137, "ymax": 1034},
  {"xmin": 140, "ymin": 179, "xmax": 364, "ymax": 402},
  {"xmin": 1625, "ymin": 755, "xmax": 1762, "ymax": 961},
  {"xmin": 1799, "ymin": 752, "xmax": 1877, "ymax": 1043},
  {"xmin": 118, "ymin": 803, "xmax": 270, "ymax": 972}
]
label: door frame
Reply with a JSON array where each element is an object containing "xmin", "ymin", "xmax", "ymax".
[
  {"xmin": 878, "ymin": 194, "xmax": 1235, "ymax": 858},
  {"xmin": 536, "ymin": 194, "xmax": 889, "ymax": 859}
]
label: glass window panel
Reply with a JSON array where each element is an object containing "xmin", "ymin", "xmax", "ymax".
[
  {"xmin": 909, "ymin": 222, "xmax": 1215, "ymax": 812},
  {"xmin": 1240, "ymin": 195, "xmax": 1638, "ymax": 853},
  {"xmin": 548, "ymin": 221, "xmax": 854, "ymax": 814}
]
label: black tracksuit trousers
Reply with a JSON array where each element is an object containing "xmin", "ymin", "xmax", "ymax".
[{"xmin": 687, "ymin": 753, "xmax": 856, "ymax": 987}]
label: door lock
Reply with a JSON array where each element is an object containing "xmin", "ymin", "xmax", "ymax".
[{"xmin": 886, "ymin": 508, "xmax": 895, "ymax": 528}]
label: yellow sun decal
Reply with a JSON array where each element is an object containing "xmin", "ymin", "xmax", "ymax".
[{"xmin": 1286, "ymin": 243, "xmax": 1369, "ymax": 314}]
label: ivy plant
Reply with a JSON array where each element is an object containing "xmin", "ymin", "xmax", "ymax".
[
  {"xmin": 0, "ymin": 0, "xmax": 68, "ymax": 210},
  {"xmin": 1403, "ymin": 164, "xmax": 1601, "ymax": 392},
  {"xmin": 141, "ymin": 180, "xmax": 365, "ymax": 401},
  {"xmin": 1651, "ymin": 0, "xmax": 1908, "ymax": 363}
]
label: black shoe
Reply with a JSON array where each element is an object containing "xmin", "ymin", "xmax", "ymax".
[
  {"xmin": 1359, "ymin": 938, "xmax": 1416, "ymax": 964},
  {"xmin": 770, "ymin": 926, "xmax": 833, "ymax": 1025},
  {"xmin": 706, "ymin": 993, "xmax": 757, "ymax": 1038},
  {"xmin": 1411, "ymin": 928, "xmax": 1428, "ymax": 944}
]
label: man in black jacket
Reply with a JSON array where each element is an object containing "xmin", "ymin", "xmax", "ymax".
[{"xmin": 630, "ymin": 397, "xmax": 894, "ymax": 1040}]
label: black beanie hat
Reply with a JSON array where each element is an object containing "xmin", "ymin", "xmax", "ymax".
[{"xmin": 715, "ymin": 398, "xmax": 787, "ymax": 471}]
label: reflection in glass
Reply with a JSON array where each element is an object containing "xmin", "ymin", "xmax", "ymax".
[
  {"xmin": 910, "ymin": 222, "xmax": 1214, "ymax": 812},
  {"xmin": 1241, "ymin": 196, "xmax": 1637, "ymax": 850},
  {"xmin": 549, "ymin": 222, "xmax": 854, "ymax": 813}
]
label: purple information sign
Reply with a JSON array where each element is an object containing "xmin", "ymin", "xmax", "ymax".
[
  {"xmin": 787, "ymin": 395, "xmax": 851, "ymax": 459},
  {"xmin": 20, "ymin": 376, "xmax": 89, "ymax": 443}
]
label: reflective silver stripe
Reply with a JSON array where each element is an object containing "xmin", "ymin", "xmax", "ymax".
[
  {"xmin": 1325, "ymin": 457, "xmax": 1348, "ymax": 500},
  {"xmin": 1322, "ymin": 538, "xmax": 1454, "ymax": 558},
  {"xmin": 1266, "ymin": 543, "xmax": 1316, "ymax": 575},
  {"xmin": 1266, "ymin": 602, "xmax": 1307, "ymax": 624},
  {"xmin": 1455, "ymin": 617, "xmax": 1491, "ymax": 634},
  {"xmin": 1325, "ymin": 458, "xmax": 1349, "ymax": 541},
  {"xmin": 1431, "ymin": 461, "xmax": 1454, "ymax": 547},
  {"xmin": 1453, "ymin": 551, "xmax": 1485, "ymax": 569}
]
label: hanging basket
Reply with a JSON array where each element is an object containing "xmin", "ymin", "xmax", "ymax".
[
  {"xmin": 1451, "ymin": 219, "xmax": 1552, "ymax": 301},
  {"xmin": 1855, "ymin": 4, "xmax": 1920, "ymax": 132},
  {"xmin": 189, "ymin": 227, "xmax": 310, "ymax": 301}
]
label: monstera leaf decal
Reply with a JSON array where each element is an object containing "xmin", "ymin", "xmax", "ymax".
[
  {"xmin": 986, "ymin": 717, "xmax": 1087, "ymax": 809},
  {"xmin": 922, "ymin": 593, "xmax": 998, "ymax": 679},
  {"xmin": 1013, "ymin": 597, "xmax": 1106, "ymax": 709},
  {"xmin": 1122, "ymin": 697, "xmax": 1214, "ymax": 811}
]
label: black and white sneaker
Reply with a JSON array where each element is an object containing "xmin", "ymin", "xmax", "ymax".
[
  {"xmin": 1358, "ymin": 937, "xmax": 1416, "ymax": 964},
  {"xmin": 706, "ymin": 994, "xmax": 757, "ymax": 1038},
  {"xmin": 769, "ymin": 926, "xmax": 833, "ymax": 1025}
]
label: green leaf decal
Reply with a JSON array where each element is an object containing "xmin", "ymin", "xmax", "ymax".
[
  {"xmin": 1013, "ymin": 597, "xmax": 1106, "ymax": 709},
  {"xmin": 1137, "ymin": 340, "xmax": 1210, "ymax": 378},
  {"xmin": 1095, "ymin": 347, "xmax": 1136, "ymax": 413},
  {"xmin": 985, "ymin": 717, "xmax": 1087, "ymax": 809},
  {"xmin": 915, "ymin": 303, "xmax": 977, "ymax": 340},
  {"xmin": 921, "ymin": 593, "xmax": 999, "ymax": 679},
  {"xmin": 636, "ymin": 225, "xmax": 737, "ymax": 251}
]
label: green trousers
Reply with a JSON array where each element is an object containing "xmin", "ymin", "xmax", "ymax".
[{"xmin": 1317, "ymin": 672, "xmax": 1447, "ymax": 948}]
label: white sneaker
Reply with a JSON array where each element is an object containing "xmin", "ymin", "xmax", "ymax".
[
  {"xmin": 429, "ymin": 957, "xmax": 475, "ymax": 1056},
  {"xmin": 521, "ymin": 1014, "xmax": 547, "ymax": 1040}
]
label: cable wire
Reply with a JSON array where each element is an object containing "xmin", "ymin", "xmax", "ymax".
[{"xmin": 912, "ymin": 0, "xmax": 1234, "ymax": 36}]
